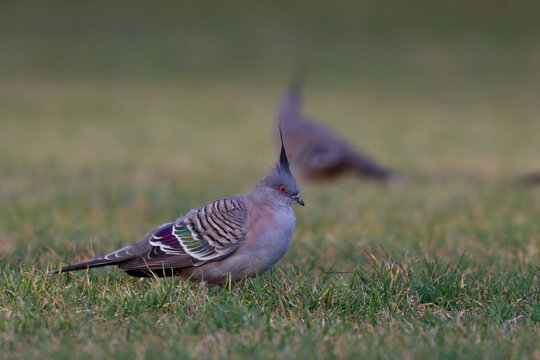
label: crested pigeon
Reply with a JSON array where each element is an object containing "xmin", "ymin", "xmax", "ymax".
[
  {"xmin": 519, "ymin": 171, "xmax": 540, "ymax": 186},
  {"xmin": 277, "ymin": 82, "xmax": 398, "ymax": 182},
  {"xmin": 52, "ymin": 135, "xmax": 304, "ymax": 284}
]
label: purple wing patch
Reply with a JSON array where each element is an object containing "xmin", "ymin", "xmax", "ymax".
[{"xmin": 148, "ymin": 223, "xmax": 185, "ymax": 255}]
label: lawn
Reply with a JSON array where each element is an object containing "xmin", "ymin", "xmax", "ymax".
[{"xmin": 1, "ymin": 1, "xmax": 540, "ymax": 359}]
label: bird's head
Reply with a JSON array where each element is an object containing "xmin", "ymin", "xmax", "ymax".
[{"xmin": 255, "ymin": 128, "xmax": 304, "ymax": 207}]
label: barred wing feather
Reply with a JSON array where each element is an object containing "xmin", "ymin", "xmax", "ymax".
[{"xmin": 151, "ymin": 198, "xmax": 248, "ymax": 262}]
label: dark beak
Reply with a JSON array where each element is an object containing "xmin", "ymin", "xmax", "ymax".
[{"xmin": 292, "ymin": 195, "xmax": 305, "ymax": 206}]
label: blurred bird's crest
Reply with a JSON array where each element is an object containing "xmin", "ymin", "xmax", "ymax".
[{"xmin": 279, "ymin": 67, "xmax": 308, "ymax": 117}]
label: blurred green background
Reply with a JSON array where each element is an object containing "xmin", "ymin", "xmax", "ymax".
[
  {"xmin": 1, "ymin": 1, "xmax": 540, "ymax": 358},
  {"xmin": 2, "ymin": 0, "xmax": 540, "ymax": 272},
  {"xmin": 3, "ymin": 0, "xmax": 540, "ymax": 266}
]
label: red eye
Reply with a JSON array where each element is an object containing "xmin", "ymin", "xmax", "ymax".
[{"xmin": 278, "ymin": 185, "xmax": 287, "ymax": 193}]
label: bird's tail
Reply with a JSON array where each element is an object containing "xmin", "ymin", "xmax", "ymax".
[
  {"xmin": 49, "ymin": 257, "xmax": 126, "ymax": 275},
  {"xmin": 347, "ymin": 153, "xmax": 398, "ymax": 182}
]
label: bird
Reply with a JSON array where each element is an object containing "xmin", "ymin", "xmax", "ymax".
[
  {"xmin": 518, "ymin": 171, "xmax": 540, "ymax": 186},
  {"xmin": 277, "ymin": 80, "xmax": 398, "ymax": 182},
  {"xmin": 51, "ymin": 133, "xmax": 304, "ymax": 284}
]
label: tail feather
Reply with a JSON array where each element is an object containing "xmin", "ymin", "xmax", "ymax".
[
  {"xmin": 49, "ymin": 257, "xmax": 126, "ymax": 274},
  {"xmin": 348, "ymin": 152, "xmax": 394, "ymax": 180}
]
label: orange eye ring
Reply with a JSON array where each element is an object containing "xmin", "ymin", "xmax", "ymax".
[{"xmin": 278, "ymin": 185, "xmax": 287, "ymax": 193}]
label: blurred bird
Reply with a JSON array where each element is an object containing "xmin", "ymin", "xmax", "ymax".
[
  {"xmin": 277, "ymin": 80, "xmax": 399, "ymax": 182},
  {"xmin": 519, "ymin": 171, "xmax": 540, "ymax": 186},
  {"xmin": 52, "ymin": 134, "xmax": 304, "ymax": 284}
]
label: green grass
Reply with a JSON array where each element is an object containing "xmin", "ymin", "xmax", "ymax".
[
  {"xmin": 1, "ymin": 256, "xmax": 539, "ymax": 359},
  {"xmin": 1, "ymin": 1, "xmax": 540, "ymax": 359}
]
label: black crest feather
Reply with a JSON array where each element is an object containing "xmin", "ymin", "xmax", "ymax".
[{"xmin": 278, "ymin": 124, "xmax": 291, "ymax": 173}]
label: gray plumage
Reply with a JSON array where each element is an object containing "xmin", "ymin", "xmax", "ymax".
[
  {"xmin": 51, "ymin": 138, "xmax": 304, "ymax": 284},
  {"xmin": 519, "ymin": 171, "xmax": 540, "ymax": 186},
  {"xmin": 277, "ymin": 82, "xmax": 398, "ymax": 182}
]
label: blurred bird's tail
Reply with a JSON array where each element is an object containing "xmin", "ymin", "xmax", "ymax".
[{"xmin": 348, "ymin": 153, "xmax": 401, "ymax": 183}]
